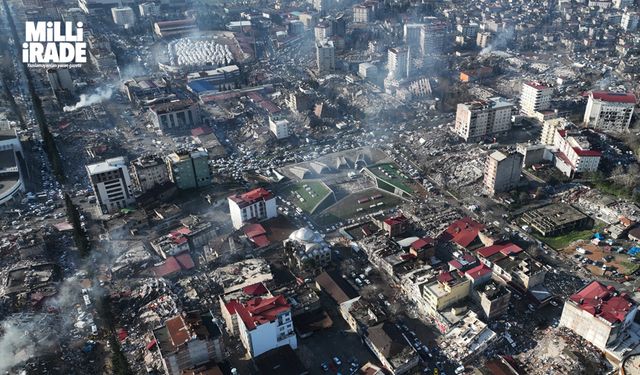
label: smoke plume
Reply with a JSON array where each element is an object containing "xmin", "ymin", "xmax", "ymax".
[
  {"xmin": 480, "ymin": 27, "xmax": 515, "ymax": 56},
  {"xmin": 63, "ymin": 87, "xmax": 113, "ymax": 112},
  {"xmin": 0, "ymin": 314, "xmax": 59, "ymax": 373}
]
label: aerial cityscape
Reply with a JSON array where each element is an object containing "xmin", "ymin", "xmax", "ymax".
[{"xmin": 1, "ymin": 0, "xmax": 640, "ymax": 374}]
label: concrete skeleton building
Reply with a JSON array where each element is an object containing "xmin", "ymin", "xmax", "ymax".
[
  {"xmin": 86, "ymin": 157, "xmax": 135, "ymax": 214},
  {"xmin": 454, "ymin": 97, "xmax": 514, "ymax": 142},
  {"xmin": 228, "ymin": 188, "xmax": 277, "ymax": 229},
  {"xmin": 583, "ymin": 91, "xmax": 636, "ymax": 131},
  {"xmin": 520, "ymin": 82, "xmax": 553, "ymax": 117},
  {"xmin": 521, "ymin": 203, "xmax": 593, "ymax": 237},
  {"xmin": 483, "ymin": 151, "xmax": 522, "ymax": 196}
]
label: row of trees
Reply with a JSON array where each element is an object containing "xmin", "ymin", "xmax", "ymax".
[
  {"xmin": 96, "ymin": 295, "xmax": 132, "ymax": 375},
  {"xmin": 64, "ymin": 193, "xmax": 90, "ymax": 257}
]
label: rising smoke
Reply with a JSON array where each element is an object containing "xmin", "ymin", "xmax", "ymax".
[
  {"xmin": 479, "ymin": 27, "xmax": 515, "ymax": 56},
  {"xmin": 63, "ymin": 87, "xmax": 113, "ymax": 112},
  {"xmin": 0, "ymin": 314, "xmax": 59, "ymax": 373},
  {"xmin": 0, "ymin": 241, "xmax": 131, "ymax": 372}
]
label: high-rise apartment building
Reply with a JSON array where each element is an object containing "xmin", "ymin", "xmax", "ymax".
[
  {"xmin": 455, "ymin": 97, "xmax": 514, "ymax": 141},
  {"xmin": 583, "ymin": 91, "xmax": 636, "ymax": 130},
  {"xmin": 387, "ymin": 47, "xmax": 409, "ymax": 80},
  {"xmin": 483, "ymin": 151, "xmax": 523, "ymax": 196},
  {"xmin": 316, "ymin": 39, "xmax": 336, "ymax": 73},
  {"xmin": 520, "ymin": 82, "xmax": 553, "ymax": 117}
]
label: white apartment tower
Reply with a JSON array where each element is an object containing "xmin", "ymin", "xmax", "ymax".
[
  {"xmin": 520, "ymin": 82, "xmax": 553, "ymax": 117},
  {"xmin": 455, "ymin": 97, "xmax": 514, "ymax": 142},
  {"xmin": 583, "ymin": 91, "xmax": 636, "ymax": 131},
  {"xmin": 226, "ymin": 295, "xmax": 297, "ymax": 358},
  {"xmin": 316, "ymin": 39, "xmax": 336, "ymax": 73},
  {"xmin": 387, "ymin": 47, "xmax": 410, "ymax": 80},
  {"xmin": 228, "ymin": 188, "xmax": 278, "ymax": 229},
  {"xmin": 621, "ymin": 11, "xmax": 639, "ymax": 32},
  {"xmin": 86, "ymin": 157, "xmax": 135, "ymax": 214},
  {"xmin": 269, "ymin": 117, "xmax": 290, "ymax": 139}
]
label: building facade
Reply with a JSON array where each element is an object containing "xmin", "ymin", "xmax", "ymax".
[
  {"xmin": 559, "ymin": 281, "xmax": 637, "ymax": 351},
  {"xmin": 520, "ymin": 82, "xmax": 553, "ymax": 117},
  {"xmin": 387, "ymin": 47, "xmax": 409, "ymax": 80},
  {"xmin": 316, "ymin": 39, "xmax": 336, "ymax": 74},
  {"xmin": 483, "ymin": 151, "xmax": 522, "ymax": 196},
  {"xmin": 130, "ymin": 155, "xmax": 170, "ymax": 192},
  {"xmin": 583, "ymin": 91, "xmax": 636, "ymax": 131},
  {"xmin": 455, "ymin": 97, "xmax": 514, "ymax": 142},
  {"xmin": 149, "ymin": 99, "xmax": 201, "ymax": 135},
  {"xmin": 111, "ymin": 6, "xmax": 135, "ymax": 27},
  {"xmin": 167, "ymin": 149, "xmax": 211, "ymax": 190},
  {"xmin": 542, "ymin": 118, "xmax": 601, "ymax": 177},
  {"xmin": 228, "ymin": 188, "xmax": 277, "ymax": 229},
  {"xmin": 269, "ymin": 117, "xmax": 290, "ymax": 139},
  {"xmin": 86, "ymin": 157, "xmax": 135, "ymax": 214},
  {"xmin": 227, "ymin": 295, "xmax": 297, "ymax": 358}
]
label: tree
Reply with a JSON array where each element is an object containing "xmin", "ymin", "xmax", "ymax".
[
  {"xmin": 64, "ymin": 194, "xmax": 90, "ymax": 257},
  {"xmin": 97, "ymin": 295, "xmax": 132, "ymax": 375}
]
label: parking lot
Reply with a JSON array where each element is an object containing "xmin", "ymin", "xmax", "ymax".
[{"xmin": 296, "ymin": 294, "xmax": 377, "ymax": 375}]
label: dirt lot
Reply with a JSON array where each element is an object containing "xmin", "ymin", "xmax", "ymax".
[{"xmin": 562, "ymin": 241, "xmax": 638, "ymax": 276}]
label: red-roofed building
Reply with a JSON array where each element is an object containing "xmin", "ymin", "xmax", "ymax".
[
  {"xmin": 439, "ymin": 217, "xmax": 488, "ymax": 249},
  {"xmin": 244, "ymin": 223, "xmax": 271, "ymax": 248},
  {"xmin": 477, "ymin": 243, "xmax": 523, "ymax": 259},
  {"xmin": 465, "ymin": 264, "xmax": 492, "ymax": 285},
  {"xmin": 152, "ymin": 311, "xmax": 224, "ymax": 375},
  {"xmin": 541, "ymin": 118, "xmax": 601, "ymax": 178},
  {"xmin": 224, "ymin": 295, "xmax": 297, "ymax": 357},
  {"xmin": 152, "ymin": 253, "xmax": 196, "ymax": 278},
  {"xmin": 382, "ymin": 214, "xmax": 410, "ymax": 237},
  {"xmin": 476, "ymin": 242, "xmax": 545, "ymax": 290},
  {"xmin": 559, "ymin": 281, "xmax": 638, "ymax": 351},
  {"xmin": 584, "ymin": 91, "xmax": 636, "ymax": 130},
  {"xmin": 410, "ymin": 237, "xmax": 435, "ymax": 259},
  {"xmin": 228, "ymin": 188, "xmax": 277, "ymax": 229}
]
